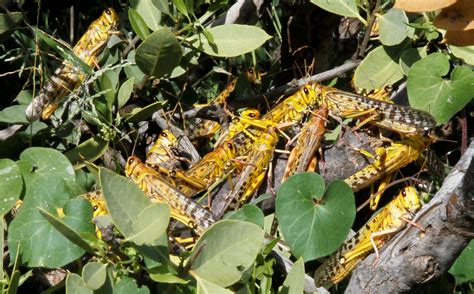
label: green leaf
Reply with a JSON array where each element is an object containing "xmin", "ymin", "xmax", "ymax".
[
  {"xmin": 82, "ymin": 262, "xmax": 107, "ymax": 290},
  {"xmin": 8, "ymin": 179, "xmax": 93, "ymax": 267},
  {"xmin": 99, "ymin": 167, "xmax": 151, "ymax": 237},
  {"xmin": 0, "ymin": 105, "xmax": 29, "ymax": 124},
  {"xmin": 114, "ymin": 277, "xmax": 150, "ymax": 294},
  {"xmin": 124, "ymin": 51, "xmax": 147, "ymax": 85},
  {"xmin": 399, "ymin": 47, "xmax": 427, "ymax": 75},
  {"xmin": 117, "ymin": 77, "xmax": 135, "ymax": 109},
  {"xmin": 0, "ymin": 159, "xmax": 22, "ymax": 216},
  {"xmin": 310, "ymin": 0, "xmax": 362, "ymax": 20},
  {"xmin": 65, "ymin": 136, "xmax": 109, "ymax": 168},
  {"xmin": 378, "ymin": 9, "xmax": 408, "ymax": 46},
  {"xmin": 98, "ymin": 68, "xmax": 121, "ymax": 109},
  {"xmin": 15, "ymin": 90, "xmax": 33, "ymax": 105},
  {"xmin": 449, "ymin": 240, "xmax": 474, "ymax": 285},
  {"xmin": 130, "ymin": 0, "xmax": 162, "ymax": 31},
  {"xmin": 276, "ymin": 173, "xmax": 355, "ymax": 261},
  {"xmin": 0, "ymin": 12, "xmax": 23, "ymax": 35},
  {"xmin": 225, "ymin": 204, "xmax": 265, "ymax": 227},
  {"xmin": 354, "ymin": 45, "xmax": 405, "ymax": 91},
  {"xmin": 195, "ymin": 276, "xmax": 233, "ymax": 294},
  {"xmin": 280, "ymin": 257, "xmax": 305, "ymax": 294},
  {"xmin": 66, "ymin": 273, "xmax": 93, "ymax": 294},
  {"xmin": 38, "ymin": 204, "xmax": 94, "ymax": 253},
  {"xmin": 173, "ymin": 0, "xmax": 189, "ymax": 17},
  {"xmin": 123, "ymin": 101, "xmax": 167, "ymax": 122},
  {"xmin": 150, "ymin": 272, "xmax": 189, "ymax": 284},
  {"xmin": 449, "ymin": 45, "xmax": 474, "ymax": 66},
  {"xmin": 408, "ymin": 53, "xmax": 474, "ymax": 124},
  {"xmin": 128, "ymin": 8, "xmax": 150, "ymax": 41},
  {"xmin": 127, "ymin": 203, "xmax": 170, "ymax": 245},
  {"xmin": 188, "ymin": 24, "xmax": 272, "ymax": 57},
  {"xmin": 189, "ymin": 220, "xmax": 265, "ymax": 287},
  {"xmin": 19, "ymin": 147, "xmax": 76, "ymax": 183},
  {"xmin": 136, "ymin": 28, "xmax": 182, "ymax": 78}
]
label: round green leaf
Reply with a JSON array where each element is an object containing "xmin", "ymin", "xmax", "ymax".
[
  {"xmin": 0, "ymin": 159, "xmax": 22, "ymax": 215},
  {"xmin": 189, "ymin": 220, "xmax": 265, "ymax": 287},
  {"xmin": 0, "ymin": 105, "xmax": 29, "ymax": 124},
  {"xmin": 114, "ymin": 276, "xmax": 150, "ymax": 294},
  {"xmin": 310, "ymin": 0, "xmax": 362, "ymax": 19},
  {"xmin": 195, "ymin": 276, "xmax": 233, "ymax": 294},
  {"xmin": 399, "ymin": 47, "xmax": 427, "ymax": 75},
  {"xmin": 378, "ymin": 9, "xmax": 408, "ymax": 46},
  {"xmin": 99, "ymin": 167, "xmax": 151, "ymax": 237},
  {"xmin": 450, "ymin": 45, "xmax": 474, "ymax": 66},
  {"xmin": 135, "ymin": 28, "xmax": 182, "ymax": 78},
  {"xmin": 8, "ymin": 178, "xmax": 92, "ymax": 268},
  {"xmin": 280, "ymin": 257, "xmax": 305, "ymax": 294},
  {"xmin": 187, "ymin": 24, "xmax": 272, "ymax": 57},
  {"xmin": 408, "ymin": 53, "xmax": 474, "ymax": 124},
  {"xmin": 225, "ymin": 204, "xmax": 264, "ymax": 227},
  {"xmin": 117, "ymin": 77, "xmax": 135, "ymax": 109},
  {"xmin": 276, "ymin": 173, "xmax": 355, "ymax": 261},
  {"xmin": 19, "ymin": 147, "xmax": 75, "ymax": 182},
  {"xmin": 354, "ymin": 45, "xmax": 405, "ymax": 91},
  {"xmin": 130, "ymin": 0, "xmax": 162, "ymax": 31},
  {"xmin": 66, "ymin": 273, "xmax": 93, "ymax": 294},
  {"xmin": 128, "ymin": 203, "xmax": 170, "ymax": 245},
  {"xmin": 449, "ymin": 240, "xmax": 474, "ymax": 285},
  {"xmin": 123, "ymin": 101, "xmax": 167, "ymax": 122},
  {"xmin": 82, "ymin": 262, "xmax": 107, "ymax": 290}
]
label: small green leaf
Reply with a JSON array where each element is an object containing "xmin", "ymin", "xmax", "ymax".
[
  {"xmin": 173, "ymin": 0, "xmax": 189, "ymax": 17},
  {"xmin": 280, "ymin": 257, "xmax": 305, "ymax": 294},
  {"xmin": 114, "ymin": 277, "xmax": 150, "ymax": 294},
  {"xmin": 189, "ymin": 220, "xmax": 265, "ymax": 287},
  {"xmin": 195, "ymin": 276, "xmax": 233, "ymax": 294},
  {"xmin": 0, "ymin": 12, "xmax": 23, "ymax": 35},
  {"xmin": 276, "ymin": 173, "xmax": 355, "ymax": 261},
  {"xmin": 449, "ymin": 240, "xmax": 474, "ymax": 285},
  {"xmin": 0, "ymin": 105, "xmax": 29, "ymax": 124},
  {"xmin": 399, "ymin": 47, "xmax": 427, "ymax": 75},
  {"xmin": 98, "ymin": 68, "xmax": 121, "ymax": 109},
  {"xmin": 66, "ymin": 273, "xmax": 93, "ymax": 294},
  {"xmin": 82, "ymin": 262, "xmax": 107, "ymax": 290},
  {"xmin": 449, "ymin": 45, "xmax": 474, "ymax": 66},
  {"xmin": 378, "ymin": 9, "xmax": 408, "ymax": 46},
  {"xmin": 128, "ymin": 203, "xmax": 170, "ymax": 245},
  {"xmin": 65, "ymin": 136, "xmax": 109, "ymax": 168},
  {"xmin": 128, "ymin": 8, "xmax": 150, "ymax": 40},
  {"xmin": 123, "ymin": 101, "xmax": 167, "ymax": 122},
  {"xmin": 354, "ymin": 45, "xmax": 405, "ymax": 91},
  {"xmin": 99, "ymin": 167, "xmax": 151, "ymax": 237},
  {"xmin": 136, "ymin": 28, "xmax": 182, "ymax": 78},
  {"xmin": 150, "ymin": 272, "xmax": 189, "ymax": 284},
  {"xmin": 0, "ymin": 159, "xmax": 22, "ymax": 216},
  {"xmin": 310, "ymin": 0, "xmax": 362, "ymax": 21},
  {"xmin": 117, "ymin": 77, "xmax": 135, "ymax": 109},
  {"xmin": 15, "ymin": 90, "xmax": 33, "ymax": 105},
  {"xmin": 226, "ymin": 204, "xmax": 265, "ymax": 227},
  {"xmin": 407, "ymin": 53, "xmax": 474, "ymax": 124},
  {"xmin": 187, "ymin": 24, "xmax": 272, "ymax": 57},
  {"xmin": 130, "ymin": 0, "xmax": 162, "ymax": 31}
]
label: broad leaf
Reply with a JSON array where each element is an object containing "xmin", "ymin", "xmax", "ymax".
[
  {"xmin": 225, "ymin": 204, "xmax": 264, "ymax": 227},
  {"xmin": 65, "ymin": 136, "xmax": 109, "ymax": 168},
  {"xmin": 378, "ymin": 9, "xmax": 408, "ymax": 46},
  {"xmin": 0, "ymin": 105, "xmax": 29, "ymax": 124},
  {"xmin": 128, "ymin": 8, "xmax": 150, "ymax": 40},
  {"xmin": 280, "ymin": 257, "xmax": 305, "ymax": 294},
  {"xmin": 188, "ymin": 24, "xmax": 271, "ymax": 57},
  {"xmin": 66, "ymin": 273, "xmax": 93, "ymax": 294},
  {"xmin": 128, "ymin": 203, "xmax": 170, "ymax": 245},
  {"xmin": 310, "ymin": 0, "xmax": 362, "ymax": 21},
  {"xmin": 130, "ymin": 0, "xmax": 162, "ymax": 30},
  {"xmin": 82, "ymin": 262, "xmax": 107, "ymax": 290},
  {"xmin": 276, "ymin": 173, "xmax": 355, "ymax": 261},
  {"xmin": 407, "ymin": 53, "xmax": 474, "ymax": 124},
  {"xmin": 117, "ymin": 77, "xmax": 135, "ymax": 109},
  {"xmin": 189, "ymin": 220, "xmax": 265, "ymax": 287},
  {"xmin": 449, "ymin": 240, "xmax": 474, "ymax": 285},
  {"xmin": 0, "ymin": 159, "xmax": 22, "ymax": 216}
]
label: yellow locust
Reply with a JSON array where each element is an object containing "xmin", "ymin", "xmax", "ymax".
[
  {"xmin": 26, "ymin": 8, "xmax": 119, "ymax": 121},
  {"xmin": 314, "ymin": 186, "xmax": 422, "ymax": 287}
]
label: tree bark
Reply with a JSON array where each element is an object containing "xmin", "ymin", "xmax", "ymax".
[{"xmin": 346, "ymin": 140, "xmax": 474, "ymax": 293}]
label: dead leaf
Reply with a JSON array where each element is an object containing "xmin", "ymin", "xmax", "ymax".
[
  {"xmin": 434, "ymin": 0, "xmax": 474, "ymax": 31},
  {"xmin": 394, "ymin": 0, "xmax": 457, "ymax": 12},
  {"xmin": 444, "ymin": 29, "xmax": 474, "ymax": 46}
]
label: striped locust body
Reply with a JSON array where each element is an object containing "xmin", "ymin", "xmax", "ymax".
[
  {"xmin": 125, "ymin": 156, "xmax": 217, "ymax": 235},
  {"xmin": 314, "ymin": 84, "xmax": 437, "ymax": 135},
  {"xmin": 344, "ymin": 135, "xmax": 431, "ymax": 193},
  {"xmin": 176, "ymin": 140, "xmax": 238, "ymax": 197},
  {"xmin": 314, "ymin": 186, "xmax": 422, "ymax": 287},
  {"xmin": 26, "ymin": 8, "xmax": 119, "ymax": 121},
  {"xmin": 217, "ymin": 127, "xmax": 280, "ymax": 217},
  {"xmin": 146, "ymin": 130, "xmax": 206, "ymax": 191},
  {"xmin": 282, "ymin": 105, "xmax": 328, "ymax": 181}
]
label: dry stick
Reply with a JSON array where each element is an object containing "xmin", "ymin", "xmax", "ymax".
[
  {"xmin": 176, "ymin": 61, "xmax": 361, "ymax": 121},
  {"xmin": 346, "ymin": 140, "xmax": 474, "ymax": 293},
  {"xmin": 152, "ymin": 110, "xmax": 201, "ymax": 164},
  {"xmin": 351, "ymin": 0, "xmax": 381, "ymax": 60}
]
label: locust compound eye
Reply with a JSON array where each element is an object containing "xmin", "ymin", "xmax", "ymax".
[
  {"xmin": 227, "ymin": 142, "xmax": 234, "ymax": 150},
  {"xmin": 249, "ymin": 112, "xmax": 256, "ymax": 118},
  {"xmin": 128, "ymin": 157, "xmax": 135, "ymax": 165},
  {"xmin": 402, "ymin": 189, "xmax": 407, "ymax": 197},
  {"xmin": 106, "ymin": 8, "xmax": 112, "ymax": 15},
  {"xmin": 93, "ymin": 205, "xmax": 99, "ymax": 211},
  {"xmin": 248, "ymin": 68, "xmax": 254, "ymax": 74},
  {"xmin": 303, "ymin": 87, "xmax": 309, "ymax": 95},
  {"xmin": 161, "ymin": 132, "xmax": 168, "ymax": 137}
]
